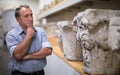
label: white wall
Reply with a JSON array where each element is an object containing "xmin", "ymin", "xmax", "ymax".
[{"xmin": 0, "ymin": 0, "xmax": 39, "ymax": 14}]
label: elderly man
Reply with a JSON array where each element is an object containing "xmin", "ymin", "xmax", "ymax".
[{"xmin": 5, "ymin": 5, "xmax": 53, "ymax": 75}]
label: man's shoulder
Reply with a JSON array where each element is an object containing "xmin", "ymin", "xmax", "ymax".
[{"xmin": 7, "ymin": 27, "xmax": 18, "ymax": 35}]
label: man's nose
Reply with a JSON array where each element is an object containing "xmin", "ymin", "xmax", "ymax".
[{"xmin": 28, "ymin": 16, "xmax": 33, "ymax": 20}]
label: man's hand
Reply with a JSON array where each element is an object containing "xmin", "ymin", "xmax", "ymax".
[{"xmin": 26, "ymin": 25, "xmax": 35, "ymax": 38}]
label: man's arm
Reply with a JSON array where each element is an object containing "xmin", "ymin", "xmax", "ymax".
[
  {"xmin": 23, "ymin": 47, "xmax": 52, "ymax": 60},
  {"xmin": 13, "ymin": 26, "xmax": 35, "ymax": 61},
  {"xmin": 22, "ymin": 27, "xmax": 53, "ymax": 60}
]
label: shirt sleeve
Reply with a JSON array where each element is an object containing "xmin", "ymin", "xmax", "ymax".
[
  {"xmin": 41, "ymin": 29, "xmax": 53, "ymax": 48},
  {"xmin": 5, "ymin": 32, "xmax": 18, "ymax": 57}
]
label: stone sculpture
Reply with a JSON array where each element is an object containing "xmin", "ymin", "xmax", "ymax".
[
  {"xmin": 72, "ymin": 9, "xmax": 120, "ymax": 75},
  {"xmin": 56, "ymin": 21, "xmax": 83, "ymax": 61}
]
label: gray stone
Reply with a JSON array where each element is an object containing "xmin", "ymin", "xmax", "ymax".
[{"xmin": 72, "ymin": 9, "xmax": 120, "ymax": 75}]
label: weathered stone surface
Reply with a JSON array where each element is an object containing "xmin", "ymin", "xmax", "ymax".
[
  {"xmin": 56, "ymin": 21, "xmax": 83, "ymax": 61},
  {"xmin": 72, "ymin": 9, "xmax": 120, "ymax": 75}
]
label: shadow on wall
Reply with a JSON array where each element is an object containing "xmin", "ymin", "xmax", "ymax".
[
  {"xmin": 1, "ymin": 9, "xmax": 18, "ymax": 45},
  {"xmin": 2, "ymin": 9, "xmax": 18, "ymax": 34}
]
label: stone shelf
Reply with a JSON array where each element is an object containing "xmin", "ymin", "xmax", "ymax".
[{"xmin": 38, "ymin": 0, "xmax": 85, "ymax": 19}]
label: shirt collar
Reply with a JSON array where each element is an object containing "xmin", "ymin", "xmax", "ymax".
[{"xmin": 17, "ymin": 25, "xmax": 37, "ymax": 35}]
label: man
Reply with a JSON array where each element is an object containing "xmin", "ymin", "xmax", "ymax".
[{"xmin": 5, "ymin": 5, "xmax": 53, "ymax": 75}]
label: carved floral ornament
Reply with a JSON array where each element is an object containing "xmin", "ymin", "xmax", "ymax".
[{"xmin": 72, "ymin": 9, "xmax": 120, "ymax": 75}]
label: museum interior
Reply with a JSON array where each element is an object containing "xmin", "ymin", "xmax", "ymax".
[{"xmin": 0, "ymin": 0, "xmax": 120, "ymax": 75}]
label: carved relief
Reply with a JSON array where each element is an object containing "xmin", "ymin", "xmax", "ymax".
[
  {"xmin": 72, "ymin": 9, "xmax": 120, "ymax": 75},
  {"xmin": 56, "ymin": 21, "xmax": 83, "ymax": 61}
]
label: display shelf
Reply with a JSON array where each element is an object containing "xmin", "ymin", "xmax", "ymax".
[
  {"xmin": 48, "ymin": 36, "xmax": 87, "ymax": 75},
  {"xmin": 38, "ymin": 0, "xmax": 86, "ymax": 19}
]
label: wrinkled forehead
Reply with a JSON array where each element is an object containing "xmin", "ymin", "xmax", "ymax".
[{"xmin": 20, "ymin": 7, "xmax": 32, "ymax": 13}]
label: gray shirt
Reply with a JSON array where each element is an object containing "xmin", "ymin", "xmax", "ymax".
[{"xmin": 5, "ymin": 25, "xmax": 52, "ymax": 73}]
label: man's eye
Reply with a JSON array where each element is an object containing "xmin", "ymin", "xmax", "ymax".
[
  {"xmin": 25, "ymin": 15, "xmax": 28, "ymax": 18},
  {"xmin": 30, "ymin": 14, "xmax": 33, "ymax": 17}
]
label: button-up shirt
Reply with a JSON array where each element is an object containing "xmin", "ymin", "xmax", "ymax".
[{"xmin": 5, "ymin": 25, "xmax": 52, "ymax": 73}]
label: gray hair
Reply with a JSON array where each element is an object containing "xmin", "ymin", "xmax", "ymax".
[{"xmin": 15, "ymin": 5, "xmax": 30, "ymax": 18}]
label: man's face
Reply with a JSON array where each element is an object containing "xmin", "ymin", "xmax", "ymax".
[{"xmin": 17, "ymin": 7, "xmax": 33, "ymax": 28}]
